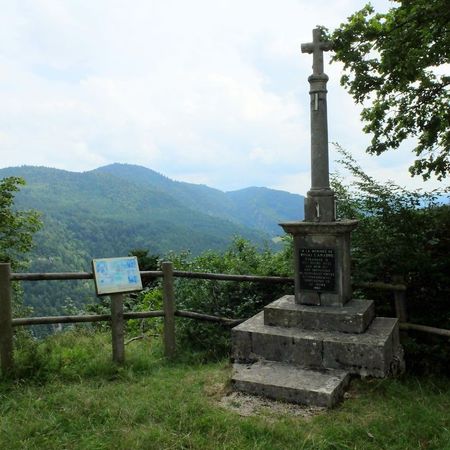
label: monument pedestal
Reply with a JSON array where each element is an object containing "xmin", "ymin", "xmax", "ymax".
[
  {"xmin": 231, "ymin": 28, "xmax": 404, "ymax": 407},
  {"xmin": 231, "ymin": 218, "xmax": 404, "ymax": 408},
  {"xmin": 281, "ymin": 220, "xmax": 358, "ymax": 306},
  {"xmin": 231, "ymin": 295, "xmax": 404, "ymax": 407}
]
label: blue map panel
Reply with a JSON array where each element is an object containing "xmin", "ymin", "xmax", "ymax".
[{"xmin": 92, "ymin": 256, "xmax": 143, "ymax": 295}]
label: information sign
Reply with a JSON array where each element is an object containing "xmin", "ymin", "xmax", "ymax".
[
  {"xmin": 299, "ymin": 248, "xmax": 336, "ymax": 292},
  {"xmin": 92, "ymin": 256, "xmax": 142, "ymax": 296}
]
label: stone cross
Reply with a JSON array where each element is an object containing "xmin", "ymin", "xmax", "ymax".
[
  {"xmin": 301, "ymin": 28, "xmax": 335, "ymax": 222},
  {"xmin": 301, "ymin": 28, "xmax": 333, "ymax": 75}
]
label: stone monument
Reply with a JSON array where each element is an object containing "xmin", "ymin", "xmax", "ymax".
[{"xmin": 231, "ymin": 28, "xmax": 404, "ymax": 407}]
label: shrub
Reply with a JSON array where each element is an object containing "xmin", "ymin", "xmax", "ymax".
[
  {"xmin": 168, "ymin": 237, "xmax": 293, "ymax": 358},
  {"xmin": 332, "ymin": 145, "xmax": 450, "ymax": 374}
]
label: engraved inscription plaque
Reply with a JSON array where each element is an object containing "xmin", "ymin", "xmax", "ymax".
[{"xmin": 299, "ymin": 248, "xmax": 335, "ymax": 292}]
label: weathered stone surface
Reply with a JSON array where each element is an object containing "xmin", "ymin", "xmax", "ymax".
[
  {"xmin": 229, "ymin": 27, "xmax": 404, "ymax": 408},
  {"xmin": 280, "ymin": 220, "xmax": 359, "ymax": 236},
  {"xmin": 252, "ymin": 330, "xmax": 323, "ymax": 367},
  {"xmin": 232, "ymin": 360, "xmax": 350, "ymax": 408},
  {"xmin": 300, "ymin": 29, "xmax": 334, "ymax": 222},
  {"xmin": 232, "ymin": 312, "xmax": 400, "ymax": 377},
  {"xmin": 279, "ymin": 221, "xmax": 358, "ymax": 306},
  {"xmin": 231, "ymin": 326, "xmax": 253, "ymax": 362},
  {"xmin": 264, "ymin": 295, "xmax": 375, "ymax": 333},
  {"xmin": 322, "ymin": 318, "xmax": 401, "ymax": 377}
]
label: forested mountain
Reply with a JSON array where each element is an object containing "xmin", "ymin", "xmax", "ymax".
[
  {"xmin": 0, "ymin": 164, "xmax": 304, "ymax": 318},
  {"xmin": 93, "ymin": 163, "xmax": 304, "ymax": 235}
]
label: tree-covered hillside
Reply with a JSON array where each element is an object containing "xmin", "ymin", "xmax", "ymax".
[
  {"xmin": 0, "ymin": 165, "xmax": 284, "ymax": 259},
  {"xmin": 226, "ymin": 186, "xmax": 302, "ymax": 234},
  {"xmin": 94, "ymin": 163, "xmax": 304, "ymax": 235},
  {"xmin": 0, "ymin": 164, "xmax": 304, "ymax": 319}
]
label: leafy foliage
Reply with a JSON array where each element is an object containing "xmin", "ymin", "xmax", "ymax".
[
  {"xmin": 129, "ymin": 248, "xmax": 160, "ymax": 288},
  {"xmin": 0, "ymin": 177, "xmax": 41, "ymax": 318},
  {"xmin": 329, "ymin": 1, "xmax": 450, "ymax": 179},
  {"xmin": 0, "ymin": 177, "xmax": 41, "ymax": 270},
  {"xmin": 332, "ymin": 146, "xmax": 447, "ymax": 284},
  {"xmin": 168, "ymin": 237, "xmax": 293, "ymax": 357},
  {"xmin": 332, "ymin": 145, "xmax": 450, "ymax": 373}
]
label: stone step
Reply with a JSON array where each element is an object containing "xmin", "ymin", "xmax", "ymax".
[
  {"xmin": 264, "ymin": 295, "xmax": 375, "ymax": 333},
  {"xmin": 232, "ymin": 360, "xmax": 350, "ymax": 408},
  {"xmin": 232, "ymin": 311, "xmax": 401, "ymax": 377}
]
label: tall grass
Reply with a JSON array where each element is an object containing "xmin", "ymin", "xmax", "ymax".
[{"xmin": 1, "ymin": 329, "xmax": 449, "ymax": 449}]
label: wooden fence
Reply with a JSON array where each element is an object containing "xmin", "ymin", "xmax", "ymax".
[{"xmin": 1, "ymin": 261, "xmax": 449, "ymax": 375}]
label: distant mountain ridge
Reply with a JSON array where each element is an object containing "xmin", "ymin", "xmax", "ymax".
[
  {"xmin": 0, "ymin": 163, "xmax": 304, "ymax": 317},
  {"xmin": 0, "ymin": 163, "xmax": 304, "ymax": 260},
  {"xmin": 92, "ymin": 163, "xmax": 304, "ymax": 236}
]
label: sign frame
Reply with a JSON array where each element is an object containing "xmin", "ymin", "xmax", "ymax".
[{"xmin": 92, "ymin": 256, "xmax": 143, "ymax": 296}]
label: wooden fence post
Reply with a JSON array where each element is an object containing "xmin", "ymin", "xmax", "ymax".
[
  {"xmin": 162, "ymin": 262, "xmax": 176, "ymax": 358},
  {"xmin": 393, "ymin": 275, "xmax": 407, "ymax": 322},
  {"xmin": 111, "ymin": 293, "xmax": 125, "ymax": 364},
  {"xmin": 0, "ymin": 263, "xmax": 14, "ymax": 375}
]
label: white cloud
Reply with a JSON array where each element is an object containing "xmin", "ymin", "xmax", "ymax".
[
  {"xmin": 0, "ymin": 0, "xmax": 446, "ymax": 196},
  {"xmin": 270, "ymin": 171, "xmax": 311, "ymax": 196}
]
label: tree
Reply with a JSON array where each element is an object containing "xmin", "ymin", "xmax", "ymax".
[
  {"xmin": 332, "ymin": 145, "xmax": 448, "ymax": 284},
  {"xmin": 328, "ymin": 0, "xmax": 450, "ymax": 180},
  {"xmin": 0, "ymin": 177, "xmax": 41, "ymax": 270},
  {"xmin": 331, "ymin": 145, "xmax": 449, "ymax": 373},
  {"xmin": 169, "ymin": 237, "xmax": 292, "ymax": 356},
  {"xmin": 128, "ymin": 248, "xmax": 159, "ymax": 288},
  {"xmin": 1, "ymin": 177, "xmax": 41, "ymax": 318}
]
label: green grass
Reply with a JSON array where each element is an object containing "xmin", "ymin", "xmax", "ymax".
[{"xmin": 1, "ymin": 330, "xmax": 449, "ymax": 450}]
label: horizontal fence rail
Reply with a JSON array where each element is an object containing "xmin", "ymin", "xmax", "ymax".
[
  {"xmin": 399, "ymin": 322, "xmax": 450, "ymax": 338},
  {"xmin": 12, "ymin": 311, "xmax": 165, "ymax": 326},
  {"xmin": 1, "ymin": 261, "xmax": 448, "ymax": 374},
  {"xmin": 10, "ymin": 271, "xmax": 163, "ymax": 281},
  {"xmin": 172, "ymin": 271, "xmax": 294, "ymax": 284},
  {"xmin": 10, "ymin": 269, "xmax": 407, "ymax": 291},
  {"xmin": 11, "ymin": 311, "xmax": 243, "ymax": 328}
]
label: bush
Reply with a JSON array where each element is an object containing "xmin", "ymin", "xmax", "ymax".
[
  {"xmin": 332, "ymin": 145, "xmax": 450, "ymax": 374},
  {"xmin": 167, "ymin": 237, "xmax": 294, "ymax": 358}
]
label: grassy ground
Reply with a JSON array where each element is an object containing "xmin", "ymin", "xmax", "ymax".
[{"xmin": 1, "ymin": 330, "xmax": 449, "ymax": 450}]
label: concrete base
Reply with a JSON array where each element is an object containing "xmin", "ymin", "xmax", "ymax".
[
  {"xmin": 231, "ymin": 290, "xmax": 404, "ymax": 407},
  {"xmin": 233, "ymin": 311, "xmax": 402, "ymax": 378},
  {"xmin": 232, "ymin": 361, "xmax": 350, "ymax": 408},
  {"xmin": 264, "ymin": 295, "xmax": 374, "ymax": 333}
]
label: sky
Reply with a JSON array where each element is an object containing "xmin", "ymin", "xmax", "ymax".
[{"xmin": 0, "ymin": 0, "xmax": 447, "ymax": 195}]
